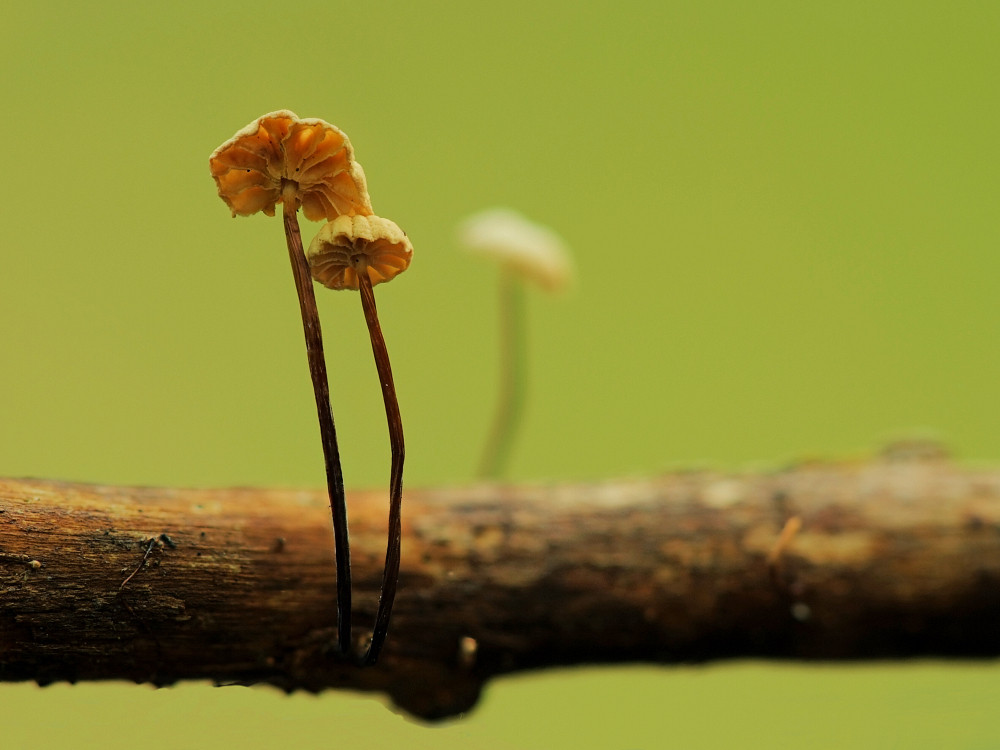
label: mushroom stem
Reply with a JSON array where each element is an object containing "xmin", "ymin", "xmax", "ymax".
[
  {"xmin": 281, "ymin": 190, "xmax": 352, "ymax": 656},
  {"xmin": 353, "ymin": 259, "xmax": 404, "ymax": 666},
  {"xmin": 478, "ymin": 269, "xmax": 528, "ymax": 479}
]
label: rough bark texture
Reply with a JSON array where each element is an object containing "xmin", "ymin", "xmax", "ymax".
[{"xmin": 1, "ymin": 444, "xmax": 999, "ymax": 719}]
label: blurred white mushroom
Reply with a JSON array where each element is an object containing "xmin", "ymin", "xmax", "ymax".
[
  {"xmin": 457, "ymin": 208, "xmax": 573, "ymax": 479},
  {"xmin": 457, "ymin": 208, "xmax": 572, "ymax": 292}
]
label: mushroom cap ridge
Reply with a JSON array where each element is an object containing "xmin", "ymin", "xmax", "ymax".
[
  {"xmin": 308, "ymin": 214, "xmax": 413, "ymax": 291},
  {"xmin": 209, "ymin": 110, "xmax": 372, "ymax": 221}
]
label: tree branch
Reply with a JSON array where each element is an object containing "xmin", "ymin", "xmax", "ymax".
[{"xmin": 2, "ymin": 445, "xmax": 999, "ymax": 719}]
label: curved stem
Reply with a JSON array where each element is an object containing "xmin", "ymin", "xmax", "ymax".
[
  {"xmin": 281, "ymin": 189, "xmax": 352, "ymax": 656},
  {"xmin": 478, "ymin": 271, "xmax": 527, "ymax": 479},
  {"xmin": 354, "ymin": 260, "xmax": 404, "ymax": 666}
]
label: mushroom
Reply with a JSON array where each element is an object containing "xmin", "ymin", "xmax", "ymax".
[
  {"xmin": 210, "ymin": 110, "xmax": 372, "ymax": 657},
  {"xmin": 457, "ymin": 208, "xmax": 572, "ymax": 479},
  {"xmin": 210, "ymin": 109, "xmax": 371, "ymax": 221},
  {"xmin": 307, "ymin": 213, "xmax": 412, "ymax": 665}
]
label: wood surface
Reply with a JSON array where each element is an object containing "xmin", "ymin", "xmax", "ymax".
[{"xmin": 1, "ymin": 444, "xmax": 998, "ymax": 719}]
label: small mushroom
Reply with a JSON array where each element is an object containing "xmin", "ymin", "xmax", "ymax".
[
  {"xmin": 457, "ymin": 208, "xmax": 572, "ymax": 479},
  {"xmin": 210, "ymin": 110, "xmax": 370, "ymax": 656},
  {"xmin": 307, "ymin": 213, "xmax": 412, "ymax": 665}
]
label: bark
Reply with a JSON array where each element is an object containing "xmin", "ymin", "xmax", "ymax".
[{"xmin": 1, "ymin": 444, "xmax": 999, "ymax": 720}]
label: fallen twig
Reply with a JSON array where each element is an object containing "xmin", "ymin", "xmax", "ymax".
[{"xmin": 1, "ymin": 447, "xmax": 998, "ymax": 719}]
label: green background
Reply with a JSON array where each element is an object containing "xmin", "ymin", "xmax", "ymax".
[{"xmin": 2, "ymin": 1, "xmax": 998, "ymax": 747}]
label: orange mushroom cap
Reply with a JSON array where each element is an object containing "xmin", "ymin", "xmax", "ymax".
[
  {"xmin": 307, "ymin": 215, "xmax": 413, "ymax": 291},
  {"xmin": 209, "ymin": 110, "xmax": 373, "ymax": 221}
]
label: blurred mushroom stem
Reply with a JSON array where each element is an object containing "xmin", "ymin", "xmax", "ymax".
[
  {"xmin": 352, "ymin": 258, "xmax": 404, "ymax": 666},
  {"xmin": 280, "ymin": 181, "xmax": 352, "ymax": 656},
  {"xmin": 478, "ymin": 269, "xmax": 528, "ymax": 479}
]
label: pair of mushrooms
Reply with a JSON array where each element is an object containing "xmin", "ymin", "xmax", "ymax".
[{"xmin": 209, "ymin": 111, "xmax": 410, "ymax": 665}]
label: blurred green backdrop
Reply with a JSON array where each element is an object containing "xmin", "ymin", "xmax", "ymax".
[{"xmin": 1, "ymin": 1, "xmax": 998, "ymax": 747}]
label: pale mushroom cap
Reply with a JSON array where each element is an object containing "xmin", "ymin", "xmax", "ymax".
[
  {"xmin": 209, "ymin": 110, "xmax": 373, "ymax": 221},
  {"xmin": 307, "ymin": 214, "xmax": 413, "ymax": 291},
  {"xmin": 457, "ymin": 208, "xmax": 572, "ymax": 291}
]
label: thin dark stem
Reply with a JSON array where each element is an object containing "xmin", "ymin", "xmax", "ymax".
[
  {"xmin": 354, "ymin": 261, "xmax": 404, "ymax": 666},
  {"xmin": 281, "ymin": 190, "xmax": 352, "ymax": 656},
  {"xmin": 478, "ymin": 271, "xmax": 527, "ymax": 479}
]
